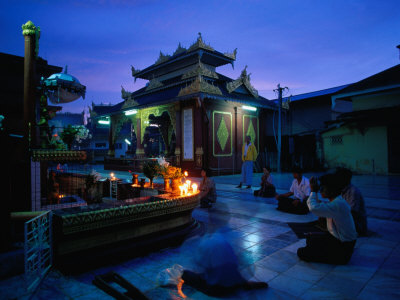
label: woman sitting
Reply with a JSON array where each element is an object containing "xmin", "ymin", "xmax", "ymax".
[
  {"xmin": 199, "ymin": 168, "xmax": 216, "ymax": 208},
  {"xmin": 254, "ymin": 167, "xmax": 276, "ymax": 197},
  {"xmin": 297, "ymin": 174, "xmax": 357, "ymax": 264}
]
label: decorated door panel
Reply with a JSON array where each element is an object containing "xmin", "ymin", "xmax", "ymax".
[
  {"xmin": 213, "ymin": 111, "xmax": 232, "ymax": 157},
  {"xmin": 242, "ymin": 114, "xmax": 259, "ymax": 151}
]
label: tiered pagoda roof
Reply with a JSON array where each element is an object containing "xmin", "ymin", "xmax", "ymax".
[{"xmin": 99, "ymin": 34, "xmax": 275, "ymax": 117}]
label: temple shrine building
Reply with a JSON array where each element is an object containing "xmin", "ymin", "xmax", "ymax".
[{"xmin": 95, "ymin": 34, "xmax": 276, "ymax": 175}]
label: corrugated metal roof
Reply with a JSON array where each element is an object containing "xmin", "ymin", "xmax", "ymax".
[
  {"xmin": 334, "ymin": 64, "xmax": 400, "ymax": 97},
  {"xmin": 270, "ymin": 84, "xmax": 350, "ymax": 103}
]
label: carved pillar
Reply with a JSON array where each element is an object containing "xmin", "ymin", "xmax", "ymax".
[
  {"xmin": 234, "ymin": 106, "xmax": 238, "ymax": 172},
  {"xmin": 175, "ymin": 148, "xmax": 181, "ymax": 166},
  {"xmin": 195, "ymin": 147, "xmax": 204, "ymax": 167},
  {"xmin": 136, "ymin": 116, "xmax": 145, "ymax": 158},
  {"xmin": 174, "ymin": 103, "xmax": 181, "ymax": 166}
]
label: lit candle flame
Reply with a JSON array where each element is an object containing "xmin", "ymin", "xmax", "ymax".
[
  {"xmin": 179, "ymin": 185, "xmax": 184, "ymax": 196},
  {"xmin": 184, "ymin": 171, "xmax": 188, "ymax": 177},
  {"xmin": 192, "ymin": 183, "xmax": 198, "ymax": 193}
]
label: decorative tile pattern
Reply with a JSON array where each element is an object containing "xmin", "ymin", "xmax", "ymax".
[{"xmin": 217, "ymin": 117, "xmax": 229, "ymax": 151}]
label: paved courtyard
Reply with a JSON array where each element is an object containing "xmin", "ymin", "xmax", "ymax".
[{"xmin": 1, "ymin": 170, "xmax": 400, "ymax": 299}]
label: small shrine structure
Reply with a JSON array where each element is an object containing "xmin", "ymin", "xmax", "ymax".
[{"xmin": 97, "ymin": 33, "xmax": 276, "ymax": 174}]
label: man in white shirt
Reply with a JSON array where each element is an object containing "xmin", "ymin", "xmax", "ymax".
[
  {"xmin": 275, "ymin": 168, "xmax": 311, "ymax": 215},
  {"xmin": 297, "ymin": 174, "xmax": 357, "ymax": 264}
]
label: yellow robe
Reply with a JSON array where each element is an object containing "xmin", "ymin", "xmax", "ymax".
[{"xmin": 242, "ymin": 143, "xmax": 258, "ymax": 161}]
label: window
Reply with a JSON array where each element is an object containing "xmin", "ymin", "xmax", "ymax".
[
  {"xmin": 95, "ymin": 143, "xmax": 107, "ymax": 148},
  {"xmin": 115, "ymin": 143, "xmax": 122, "ymax": 149},
  {"xmin": 330, "ymin": 135, "xmax": 343, "ymax": 145}
]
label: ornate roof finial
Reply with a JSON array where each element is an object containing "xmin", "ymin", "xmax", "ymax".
[
  {"xmin": 241, "ymin": 65, "xmax": 248, "ymax": 77},
  {"xmin": 155, "ymin": 51, "xmax": 171, "ymax": 65},
  {"xmin": 188, "ymin": 32, "xmax": 214, "ymax": 52},
  {"xmin": 131, "ymin": 65, "xmax": 141, "ymax": 82},
  {"xmin": 173, "ymin": 42, "xmax": 187, "ymax": 56},
  {"xmin": 226, "ymin": 65, "xmax": 258, "ymax": 98},
  {"xmin": 224, "ymin": 48, "xmax": 237, "ymax": 60}
]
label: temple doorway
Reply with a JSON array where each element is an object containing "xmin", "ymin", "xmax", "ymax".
[{"xmin": 143, "ymin": 111, "xmax": 175, "ymax": 157}]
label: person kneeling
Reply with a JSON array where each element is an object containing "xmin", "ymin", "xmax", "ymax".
[
  {"xmin": 297, "ymin": 174, "xmax": 357, "ymax": 265},
  {"xmin": 199, "ymin": 168, "xmax": 216, "ymax": 208}
]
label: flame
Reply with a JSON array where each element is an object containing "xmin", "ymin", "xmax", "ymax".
[
  {"xmin": 184, "ymin": 171, "xmax": 188, "ymax": 177},
  {"xmin": 177, "ymin": 279, "xmax": 186, "ymax": 298},
  {"xmin": 192, "ymin": 183, "xmax": 198, "ymax": 193}
]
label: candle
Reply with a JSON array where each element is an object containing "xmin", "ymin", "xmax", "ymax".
[
  {"xmin": 192, "ymin": 183, "xmax": 198, "ymax": 193},
  {"xmin": 186, "ymin": 180, "xmax": 191, "ymax": 189},
  {"xmin": 183, "ymin": 183, "xmax": 188, "ymax": 195},
  {"xmin": 179, "ymin": 185, "xmax": 184, "ymax": 196},
  {"xmin": 184, "ymin": 171, "xmax": 188, "ymax": 177}
]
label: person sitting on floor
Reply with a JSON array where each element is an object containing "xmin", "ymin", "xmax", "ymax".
[
  {"xmin": 199, "ymin": 168, "xmax": 217, "ymax": 208},
  {"xmin": 275, "ymin": 167, "xmax": 311, "ymax": 215},
  {"xmin": 336, "ymin": 167, "xmax": 368, "ymax": 236},
  {"xmin": 297, "ymin": 174, "xmax": 357, "ymax": 264},
  {"xmin": 254, "ymin": 167, "xmax": 276, "ymax": 198}
]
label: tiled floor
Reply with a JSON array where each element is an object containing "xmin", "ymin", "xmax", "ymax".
[{"xmin": 1, "ymin": 171, "xmax": 400, "ymax": 299}]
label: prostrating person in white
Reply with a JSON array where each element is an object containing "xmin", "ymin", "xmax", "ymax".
[{"xmin": 297, "ymin": 174, "xmax": 357, "ymax": 264}]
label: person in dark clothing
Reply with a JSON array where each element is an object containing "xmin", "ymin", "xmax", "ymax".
[
  {"xmin": 335, "ymin": 167, "xmax": 368, "ymax": 236},
  {"xmin": 254, "ymin": 167, "xmax": 276, "ymax": 198},
  {"xmin": 199, "ymin": 168, "xmax": 217, "ymax": 208},
  {"xmin": 297, "ymin": 174, "xmax": 357, "ymax": 264}
]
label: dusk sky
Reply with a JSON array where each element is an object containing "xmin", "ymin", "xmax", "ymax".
[{"xmin": 1, "ymin": 0, "xmax": 399, "ymax": 113}]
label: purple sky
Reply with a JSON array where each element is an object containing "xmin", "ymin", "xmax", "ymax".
[{"xmin": 1, "ymin": 0, "xmax": 399, "ymax": 113}]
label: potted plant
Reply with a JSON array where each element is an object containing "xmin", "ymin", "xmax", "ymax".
[
  {"xmin": 166, "ymin": 166, "xmax": 184, "ymax": 194},
  {"xmin": 142, "ymin": 160, "xmax": 158, "ymax": 188}
]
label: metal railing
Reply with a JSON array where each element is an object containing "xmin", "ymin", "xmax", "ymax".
[{"xmin": 24, "ymin": 211, "xmax": 52, "ymax": 292}]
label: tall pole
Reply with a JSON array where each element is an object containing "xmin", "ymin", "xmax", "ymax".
[
  {"xmin": 22, "ymin": 21, "xmax": 39, "ymax": 150},
  {"xmin": 274, "ymin": 84, "xmax": 287, "ymax": 173},
  {"xmin": 277, "ymin": 84, "xmax": 282, "ymax": 173},
  {"xmin": 21, "ymin": 21, "xmax": 39, "ymax": 211}
]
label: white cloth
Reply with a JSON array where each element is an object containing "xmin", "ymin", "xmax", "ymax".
[
  {"xmin": 307, "ymin": 192, "xmax": 358, "ymax": 242},
  {"xmin": 289, "ymin": 177, "xmax": 311, "ymax": 200},
  {"xmin": 244, "ymin": 142, "xmax": 250, "ymax": 157}
]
